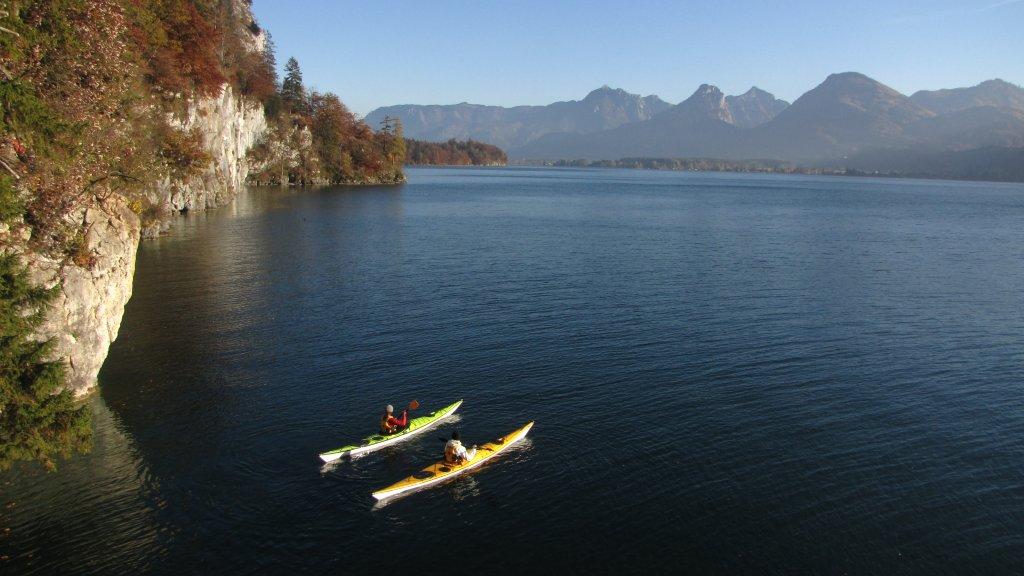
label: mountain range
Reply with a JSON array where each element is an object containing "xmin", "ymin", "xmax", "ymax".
[
  {"xmin": 366, "ymin": 74, "xmax": 1024, "ymax": 164},
  {"xmin": 365, "ymin": 86, "xmax": 671, "ymax": 151}
]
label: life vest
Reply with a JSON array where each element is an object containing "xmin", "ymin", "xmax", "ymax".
[{"xmin": 380, "ymin": 413, "xmax": 394, "ymax": 434}]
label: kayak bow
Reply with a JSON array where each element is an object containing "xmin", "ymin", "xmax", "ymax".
[
  {"xmin": 318, "ymin": 399, "xmax": 463, "ymax": 462},
  {"xmin": 372, "ymin": 421, "xmax": 534, "ymax": 501}
]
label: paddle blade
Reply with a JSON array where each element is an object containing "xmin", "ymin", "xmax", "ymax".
[{"xmin": 409, "ymin": 400, "xmax": 420, "ymax": 410}]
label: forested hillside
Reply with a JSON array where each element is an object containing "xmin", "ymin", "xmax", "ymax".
[{"xmin": 405, "ymin": 139, "xmax": 506, "ymax": 166}]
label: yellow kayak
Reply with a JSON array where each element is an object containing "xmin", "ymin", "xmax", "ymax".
[{"xmin": 372, "ymin": 421, "xmax": 534, "ymax": 500}]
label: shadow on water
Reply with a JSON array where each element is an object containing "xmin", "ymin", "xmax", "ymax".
[{"xmin": 1, "ymin": 395, "xmax": 167, "ymax": 574}]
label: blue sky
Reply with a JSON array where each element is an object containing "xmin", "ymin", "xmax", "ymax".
[{"xmin": 252, "ymin": 0, "xmax": 1024, "ymax": 116}]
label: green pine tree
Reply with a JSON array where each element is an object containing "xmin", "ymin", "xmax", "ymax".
[
  {"xmin": 281, "ymin": 57, "xmax": 306, "ymax": 114},
  {"xmin": 0, "ymin": 252, "xmax": 91, "ymax": 471}
]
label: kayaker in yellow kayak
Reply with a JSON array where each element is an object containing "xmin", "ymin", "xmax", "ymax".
[
  {"xmin": 380, "ymin": 404, "xmax": 409, "ymax": 435},
  {"xmin": 444, "ymin": 431, "xmax": 477, "ymax": 463}
]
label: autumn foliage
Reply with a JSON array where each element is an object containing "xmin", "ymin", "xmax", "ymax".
[
  {"xmin": 124, "ymin": 0, "xmax": 275, "ymax": 99},
  {"xmin": 248, "ymin": 58, "xmax": 405, "ymax": 186},
  {"xmin": 405, "ymin": 139, "xmax": 507, "ymax": 166},
  {"xmin": 127, "ymin": 0, "xmax": 226, "ymax": 94},
  {"xmin": 0, "ymin": 0, "xmax": 274, "ymax": 471},
  {"xmin": 2, "ymin": 0, "xmax": 276, "ymax": 249}
]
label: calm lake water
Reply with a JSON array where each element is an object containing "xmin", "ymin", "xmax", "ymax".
[{"xmin": 4, "ymin": 167, "xmax": 1024, "ymax": 574}]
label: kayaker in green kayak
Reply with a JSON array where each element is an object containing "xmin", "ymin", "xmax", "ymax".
[
  {"xmin": 444, "ymin": 431, "xmax": 477, "ymax": 463},
  {"xmin": 380, "ymin": 403, "xmax": 411, "ymax": 435}
]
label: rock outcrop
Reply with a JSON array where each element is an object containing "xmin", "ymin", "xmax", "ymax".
[
  {"xmin": 23, "ymin": 84, "xmax": 267, "ymax": 395},
  {"xmin": 26, "ymin": 199, "xmax": 141, "ymax": 395},
  {"xmin": 144, "ymin": 86, "xmax": 267, "ymax": 237},
  {"xmin": 7, "ymin": 0, "xmax": 270, "ymax": 396}
]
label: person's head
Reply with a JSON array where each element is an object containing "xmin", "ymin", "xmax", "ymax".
[
  {"xmin": 451, "ymin": 431, "xmax": 460, "ymax": 441},
  {"xmin": 386, "ymin": 404, "xmax": 394, "ymax": 414}
]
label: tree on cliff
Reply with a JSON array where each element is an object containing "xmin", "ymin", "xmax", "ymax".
[
  {"xmin": 378, "ymin": 117, "xmax": 407, "ymax": 170},
  {"xmin": 248, "ymin": 55, "xmax": 405, "ymax": 186},
  {"xmin": 309, "ymin": 91, "xmax": 358, "ymax": 181},
  {"xmin": 281, "ymin": 57, "xmax": 306, "ymax": 114},
  {"xmin": 0, "ymin": 254, "xmax": 91, "ymax": 471}
]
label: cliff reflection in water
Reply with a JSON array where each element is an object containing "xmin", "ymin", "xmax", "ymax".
[{"xmin": 2, "ymin": 395, "xmax": 165, "ymax": 574}]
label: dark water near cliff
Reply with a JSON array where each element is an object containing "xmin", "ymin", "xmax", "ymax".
[{"xmin": 5, "ymin": 167, "xmax": 1024, "ymax": 574}]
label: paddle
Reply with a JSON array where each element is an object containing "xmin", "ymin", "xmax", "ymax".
[{"xmin": 408, "ymin": 400, "xmax": 420, "ymax": 411}]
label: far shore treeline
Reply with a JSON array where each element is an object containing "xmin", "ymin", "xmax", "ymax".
[
  {"xmin": 540, "ymin": 148, "xmax": 1024, "ymax": 183},
  {"xmin": 404, "ymin": 139, "xmax": 507, "ymax": 166}
]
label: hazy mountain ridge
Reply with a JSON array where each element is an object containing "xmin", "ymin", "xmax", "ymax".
[
  {"xmin": 910, "ymin": 79, "xmax": 1024, "ymax": 115},
  {"xmin": 739, "ymin": 72, "xmax": 935, "ymax": 159},
  {"xmin": 371, "ymin": 74, "xmax": 1024, "ymax": 167},
  {"xmin": 364, "ymin": 86, "xmax": 670, "ymax": 150},
  {"xmin": 513, "ymin": 73, "xmax": 1024, "ymax": 162},
  {"xmin": 904, "ymin": 106, "xmax": 1024, "ymax": 150},
  {"xmin": 368, "ymin": 84, "xmax": 787, "ymax": 152},
  {"xmin": 512, "ymin": 84, "xmax": 746, "ymax": 159}
]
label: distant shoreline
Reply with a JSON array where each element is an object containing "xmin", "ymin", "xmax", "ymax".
[
  {"xmin": 510, "ymin": 152, "xmax": 1024, "ymax": 185},
  {"xmin": 402, "ymin": 156, "xmax": 1024, "ymax": 185},
  {"xmin": 403, "ymin": 161, "xmax": 1024, "ymax": 186},
  {"xmin": 405, "ymin": 162, "xmax": 507, "ymax": 168}
]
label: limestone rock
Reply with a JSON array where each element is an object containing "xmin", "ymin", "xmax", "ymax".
[{"xmin": 25, "ymin": 198, "xmax": 140, "ymax": 395}]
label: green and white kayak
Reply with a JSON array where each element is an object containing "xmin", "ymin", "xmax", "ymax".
[{"xmin": 318, "ymin": 400, "xmax": 463, "ymax": 462}]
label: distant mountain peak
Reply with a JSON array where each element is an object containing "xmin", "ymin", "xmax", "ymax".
[
  {"xmin": 664, "ymin": 84, "xmax": 732, "ymax": 124},
  {"xmin": 584, "ymin": 85, "xmax": 629, "ymax": 101},
  {"xmin": 824, "ymin": 71, "xmax": 874, "ymax": 83},
  {"xmin": 731, "ymin": 86, "xmax": 780, "ymax": 101},
  {"xmin": 739, "ymin": 86, "xmax": 771, "ymax": 97},
  {"xmin": 693, "ymin": 83, "xmax": 724, "ymax": 96},
  {"xmin": 726, "ymin": 87, "xmax": 789, "ymax": 128},
  {"xmin": 802, "ymin": 72, "xmax": 928, "ymax": 115},
  {"xmin": 980, "ymin": 78, "xmax": 1017, "ymax": 88},
  {"xmin": 685, "ymin": 84, "xmax": 726, "ymax": 105},
  {"xmin": 755, "ymin": 71, "xmax": 935, "ymax": 159}
]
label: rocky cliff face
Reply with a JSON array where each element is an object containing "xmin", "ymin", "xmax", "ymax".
[
  {"xmin": 144, "ymin": 86, "xmax": 267, "ymax": 237},
  {"xmin": 27, "ymin": 85, "xmax": 266, "ymax": 395},
  {"xmin": 26, "ymin": 199, "xmax": 141, "ymax": 395}
]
